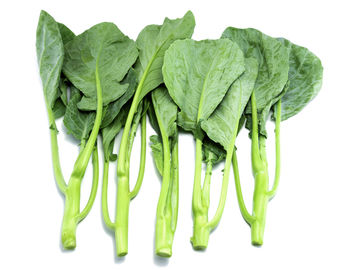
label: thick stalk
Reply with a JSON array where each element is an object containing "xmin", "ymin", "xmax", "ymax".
[
  {"xmin": 115, "ymin": 59, "xmax": 152, "ymax": 255},
  {"xmin": 156, "ymin": 137, "xmax": 179, "ymax": 257},
  {"xmin": 154, "ymin": 104, "xmax": 172, "ymax": 257},
  {"xmin": 250, "ymin": 91, "xmax": 269, "ymax": 246},
  {"xmin": 251, "ymin": 161, "xmax": 269, "ymax": 246},
  {"xmin": 115, "ymin": 79, "xmax": 142, "ymax": 256},
  {"xmin": 61, "ymin": 176, "xmax": 81, "ymax": 249},
  {"xmin": 170, "ymin": 139, "xmax": 179, "ymax": 234},
  {"xmin": 115, "ymin": 173, "xmax": 130, "ymax": 256},
  {"xmin": 61, "ymin": 63, "xmax": 103, "ymax": 249},
  {"xmin": 191, "ymin": 139, "xmax": 210, "ymax": 250}
]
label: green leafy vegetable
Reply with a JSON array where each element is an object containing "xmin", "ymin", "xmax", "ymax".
[
  {"xmin": 36, "ymin": 10, "xmax": 100, "ymax": 250},
  {"xmin": 63, "ymin": 22, "xmax": 138, "ymax": 107},
  {"xmin": 163, "ymin": 38, "xmax": 245, "ymax": 249},
  {"xmin": 37, "ymin": 10, "xmax": 323, "ymax": 255},
  {"xmin": 149, "ymin": 87, "xmax": 179, "ymax": 257},
  {"xmin": 110, "ymin": 11, "xmax": 195, "ymax": 257}
]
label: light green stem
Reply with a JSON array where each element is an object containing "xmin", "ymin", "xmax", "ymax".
[
  {"xmin": 250, "ymin": 91, "xmax": 269, "ymax": 246},
  {"xmin": 129, "ymin": 114, "xmax": 147, "ymax": 200},
  {"xmin": 191, "ymin": 138, "xmax": 210, "ymax": 250},
  {"xmin": 170, "ymin": 139, "xmax": 179, "ymax": 234},
  {"xmin": 207, "ymin": 146, "xmax": 232, "ymax": 231},
  {"xmin": 268, "ymin": 99, "xmax": 281, "ymax": 199},
  {"xmin": 154, "ymin": 102, "xmax": 173, "ymax": 257},
  {"xmin": 46, "ymin": 104, "xmax": 67, "ymax": 194},
  {"xmin": 201, "ymin": 154, "xmax": 213, "ymax": 210},
  {"xmin": 77, "ymin": 146, "xmax": 99, "ymax": 222},
  {"xmin": 232, "ymin": 150, "xmax": 255, "ymax": 225},
  {"xmin": 156, "ymin": 137, "xmax": 180, "ymax": 257},
  {"xmin": 102, "ymin": 157, "xmax": 115, "ymax": 230},
  {"xmin": 115, "ymin": 66, "xmax": 148, "ymax": 256},
  {"xmin": 61, "ymin": 64, "xmax": 103, "ymax": 249}
]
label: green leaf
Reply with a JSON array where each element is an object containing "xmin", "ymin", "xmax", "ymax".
[
  {"xmin": 163, "ymin": 39, "xmax": 245, "ymax": 135},
  {"xmin": 274, "ymin": 38, "xmax": 323, "ymax": 121},
  {"xmin": 53, "ymin": 98, "xmax": 66, "ymax": 119},
  {"xmin": 101, "ymin": 69, "xmax": 137, "ymax": 128},
  {"xmin": 36, "ymin": 10, "xmax": 64, "ymax": 108},
  {"xmin": 59, "ymin": 77, "xmax": 69, "ymax": 106},
  {"xmin": 58, "ymin": 22, "xmax": 75, "ymax": 45},
  {"xmin": 57, "ymin": 23, "xmax": 75, "ymax": 108},
  {"xmin": 63, "ymin": 22, "xmax": 138, "ymax": 106},
  {"xmin": 78, "ymin": 69, "xmax": 137, "ymax": 129},
  {"xmin": 202, "ymin": 58, "xmax": 258, "ymax": 151},
  {"xmin": 151, "ymin": 86, "xmax": 177, "ymax": 138},
  {"xmin": 101, "ymin": 106, "xmax": 128, "ymax": 161},
  {"xmin": 150, "ymin": 135, "xmax": 164, "ymax": 176},
  {"xmin": 63, "ymin": 87, "xmax": 96, "ymax": 141},
  {"xmin": 222, "ymin": 27, "xmax": 289, "ymax": 136},
  {"xmin": 202, "ymin": 139, "xmax": 226, "ymax": 165},
  {"xmin": 135, "ymin": 11, "xmax": 195, "ymax": 103}
]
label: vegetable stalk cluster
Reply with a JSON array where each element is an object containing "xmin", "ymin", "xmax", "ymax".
[{"xmin": 36, "ymin": 10, "xmax": 323, "ymax": 258}]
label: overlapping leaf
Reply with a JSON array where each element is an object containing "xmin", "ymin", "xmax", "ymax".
[
  {"xmin": 222, "ymin": 28, "xmax": 289, "ymax": 136},
  {"xmin": 162, "ymin": 38, "xmax": 245, "ymax": 137},
  {"xmin": 274, "ymin": 38, "xmax": 323, "ymax": 121},
  {"xmin": 149, "ymin": 87, "xmax": 178, "ymax": 175},
  {"xmin": 63, "ymin": 87, "xmax": 95, "ymax": 141},
  {"xmin": 63, "ymin": 22, "xmax": 138, "ymax": 106},
  {"xmin": 36, "ymin": 10, "xmax": 64, "ymax": 109},
  {"xmin": 134, "ymin": 11, "xmax": 195, "ymax": 104},
  {"xmin": 202, "ymin": 58, "xmax": 258, "ymax": 151}
]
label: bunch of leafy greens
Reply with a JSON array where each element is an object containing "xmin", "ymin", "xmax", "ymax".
[
  {"xmin": 36, "ymin": 10, "xmax": 138, "ymax": 249},
  {"xmin": 105, "ymin": 11, "xmax": 196, "ymax": 257},
  {"xmin": 148, "ymin": 86, "xmax": 179, "ymax": 257},
  {"xmin": 37, "ymin": 9, "xmax": 323, "ymax": 258},
  {"xmin": 163, "ymin": 38, "xmax": 248, "ymax": 249},
  {"xmin": 222, "ymin": 27, "xmax": 323, "ymax": 245}
]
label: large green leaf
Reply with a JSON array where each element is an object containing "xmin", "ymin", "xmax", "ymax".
[
  {"xmin": 36, "ymin": 10, "xmax": 64, "ymax": 108},
  {"xmin": 63, "ymin": 87, "xmax": 95, "ymax": 141},
  {"xmin": 202, "ymin": 58, "xmax": 258, "ymax": 151},
  {"xmin": 162, "ymin": 38, "xmax": 245, "ymax": 136},
  {"xmin": 63, "ymin": 22, "xmax": 138, "ymax": 106},
  {"xmin": 222, "ymin": 27, "xmax": 289, "ymax": 136},
  {"xmin": 134, "ymin": 11, "xmax": 195, "ymax": 103},
  {"xmin": 274, "ymin": 38, "xmax": 323, "ymax": 121}
]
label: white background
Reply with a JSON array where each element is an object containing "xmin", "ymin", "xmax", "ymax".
[{"xmin": 0, "ymin": 0, "xmax": 349, "ymax": 269}]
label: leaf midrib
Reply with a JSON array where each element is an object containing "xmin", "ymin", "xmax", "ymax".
[{"xmin": 196, "ymin": 44, "xmax": 222, "ymax": 123}]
